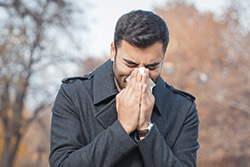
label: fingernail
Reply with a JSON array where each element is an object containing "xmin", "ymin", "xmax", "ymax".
[{"xmin": 132, "ymin": 70, "xmax": 136, "ymax": 75}]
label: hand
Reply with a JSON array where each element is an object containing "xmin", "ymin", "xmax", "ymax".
[
  {"xmin": 116, "ymin": 69, "xmax": 143, "ymax": 134},
  {"xmin": 137, "ymin": 68, "xmax": 155, "ymax": 131}
]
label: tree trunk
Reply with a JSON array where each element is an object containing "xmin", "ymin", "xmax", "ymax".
[
  {"xmin": 8, "ymin": 132, "xmax": 22, "ymax": 167},
  {"xmin": 1, "ymin": 132, "xmax": 12, "ymax": 167},
  {"xmin": 0, "ymin": 125, "xmax": 24, "ymax": 167}
]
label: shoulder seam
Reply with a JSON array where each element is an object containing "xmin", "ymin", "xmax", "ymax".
[
  {"xmin": 62, "ymin": 72, "xmax": 94, "ymax": 83},
  {"xmin": 165, "ymin": 83, "xmax": 196, "ymax": 102}
]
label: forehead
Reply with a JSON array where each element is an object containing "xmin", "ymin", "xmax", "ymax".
[{"xmin": 116, "ymin": 40, "xmax": 164, "ymax": 63}]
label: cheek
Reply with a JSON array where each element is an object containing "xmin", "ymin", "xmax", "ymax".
[
  {"xmin": 149, "ymin": 69, "xmax": 161, "ymax": 82},
  {"xmin": 116, "ymin": 65, "xmax": 133, "ymax": 82},
  {"xmin": 118, "ymin": 64, "xmax": 134, "ymax": 77}
]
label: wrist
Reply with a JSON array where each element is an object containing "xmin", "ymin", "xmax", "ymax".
[
  {"xmin": 136, "ymin": 122, "xmax": 153, "ymax": 139},
  {"xmin": 119, "ymin": 120, "xmax": 135, "ymax": 135},
  {"xmin": 137, "ymin": 118, "xmax": 152, "ymax": 131}
]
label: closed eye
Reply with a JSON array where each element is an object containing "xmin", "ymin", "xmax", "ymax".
[
  {"xmin": 145, "ymin": 62, "xmax": 160, "ymax": 70},
  {"xmin": 123, "ymin": 58, "xmax": 139, "ymax": 67},
  {"xmin": 123, "ymin": 58, "xmax": 160, "ymax": 70},
  {"xmin": 146, "ymin": 67, "xmax": 157, "ymax": 70}
]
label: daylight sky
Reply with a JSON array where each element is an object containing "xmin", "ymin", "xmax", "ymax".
[{"xmin": 83, "ymin": 0, "xmax": 229, "ymax": 56}]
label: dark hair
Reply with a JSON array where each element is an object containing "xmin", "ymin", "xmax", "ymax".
[{"xmin": 114, "ymin": 10, "xmax": 169, "ymax": 53}]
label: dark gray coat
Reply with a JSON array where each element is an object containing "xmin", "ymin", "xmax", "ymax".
[{"xmin": 49, "ymin": 59, "xmax": 199, "ymax": 167}]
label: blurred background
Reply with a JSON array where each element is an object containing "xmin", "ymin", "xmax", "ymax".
[{"xmin": 0, "ymin": 0, "xmax": 249, "ymax": 166}]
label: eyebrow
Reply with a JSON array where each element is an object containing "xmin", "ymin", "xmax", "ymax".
[
  {"xmin": 123, "ymin": 58, "xmax": 139, "ymax": 65},
  {"xmin": 123, "ymin": 58, "xmax": 160, "ymax": 67},
  {"xmin": 145, "ymin": 62, "xmax": 160, "ymax": 67}
]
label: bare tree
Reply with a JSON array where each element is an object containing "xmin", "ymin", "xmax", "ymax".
[{"xmin": 0, "ymin": 0, "xmax": 87, "ymax": 167}]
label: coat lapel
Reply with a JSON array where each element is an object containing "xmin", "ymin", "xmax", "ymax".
[
  {"xmin": 93, "ymin": 59, "xmax": 118, "ymax": 105},
  {"xmin": 153, "ymin": 77, "xmax": 168, "ymax": 116},
  {"xmin": 95, "ymin": 98, "xmax": 117, "ymax": 129},
  {"xmin": 92, "ymin": 59, "xmax": 119, "ymax": 128}
]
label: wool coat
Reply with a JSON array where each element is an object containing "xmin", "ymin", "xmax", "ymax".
[{"xmin": 49, "ymin": 59, "xmax": 199, "ymax": 167}]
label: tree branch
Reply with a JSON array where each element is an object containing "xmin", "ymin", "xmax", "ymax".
[
  {"xmin": 20, "ymin": 102, "xmax": 51, "ymax": 135},
  {"xmin": 0, "ymin": 3, "xmax": 9, "ymax": 8}
]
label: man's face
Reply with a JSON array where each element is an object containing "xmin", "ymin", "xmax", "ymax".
[{"xmin": 110, "ymin": 40, "xmax": 165, "ymax": 92}]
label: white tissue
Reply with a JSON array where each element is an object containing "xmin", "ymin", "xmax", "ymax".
[{"xmin": 126, "ymin": 67, "xmax": 156, "ymax": 92}]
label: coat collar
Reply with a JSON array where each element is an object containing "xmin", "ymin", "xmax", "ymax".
[
  {"xmin": 153, "ymin": 77, "xmax": 168, "ymax": 115},
  {"xmin": 92, "ymin": 59, "xmax": 118, "ymax": 128},
  {"xmin": 93, "ymin": 59, "xmax": 118, "ymax": 105}
]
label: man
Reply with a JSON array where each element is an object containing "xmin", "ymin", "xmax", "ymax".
[{"xmin": 49, "ymin": 10, "xmax": 199, "ymax": 167}]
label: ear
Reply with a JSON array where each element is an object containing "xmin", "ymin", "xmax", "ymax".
[{"xmin": 110, "ymin": 42, "xmax": 116, "ymax": 62}]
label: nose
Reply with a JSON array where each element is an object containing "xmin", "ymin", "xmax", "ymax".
[{"xmin": 138, "ymin": 67, "xmax": 146, "ymax": 75}]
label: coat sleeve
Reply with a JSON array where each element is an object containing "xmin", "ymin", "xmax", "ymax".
[
  {"xmin": 137, "ymin": 102, "xmax": 199, "ymax": 167},
  {"xmin": 49, "ymin": 83, "xmax": 137, "ymax": 167}
]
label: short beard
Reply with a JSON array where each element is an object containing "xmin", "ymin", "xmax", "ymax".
[
  {"xmin": 113, "ymin": 59, "xmax": 125, "ymax": 91},
  {"xmin": 114, "ymin": 76, "xmax": 124, "ymax": 91}
]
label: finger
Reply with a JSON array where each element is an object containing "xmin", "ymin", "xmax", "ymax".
[
  {"xmin": 128, "ymin": 69, "xmax": 143, "ymax": 95},
  {"xmin": 125, "ymin": 79, "xmax": 142, "ymax": 104},
  {"xmin": 141, "ymin": 82, "xmax": 154, "ymax": 108},
  {"xmin": 136, "ymin": 82, "xmax": 143, "ymax": 103},
  {"xmin": 140, "ymin": 84, "xmax": 154, "ymax": 117},
  {"xmin": 138, "ymin": 84, "xmax": 149, "ymax": 128},
  {"xmin": 116, "ymin": 88, "xmax": 125, "ymax": 102},
  {"xmin": 145, "ymin": 68, "xmax": 150, "ymax": 84},
  {"xmin": 119, "ymin": 88, "xmax": 125, "ymax": 95},
  {"xmin": 142, "ymin": 84, "xmax": 147, "ymax": 96},
  {"xmin": 141, "ymin": 69, "xmax": 150, "ymax": 91},
  {"xmin": 128, "ymin": 68, "xmax": 138, "ymax": 86},
  {"xmin": 137, "ymin": 69, "xmax": 142, "ymax": 83}
]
